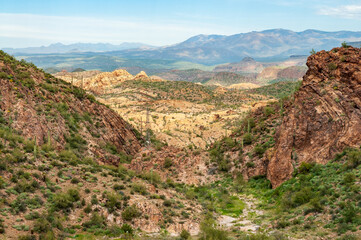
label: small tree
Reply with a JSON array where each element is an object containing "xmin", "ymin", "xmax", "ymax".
[{"xmin": 341, "ymin": 41, "xmax": 350, "ymax": 48}]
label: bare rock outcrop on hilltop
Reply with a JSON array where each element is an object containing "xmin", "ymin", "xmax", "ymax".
[
  {"xmin": 55, "ymin": 69, "xmax": 164, "ymax": 94},
  {"xmin": 268, "ymin": 47, "xmax": 361, "ymax": 187}
]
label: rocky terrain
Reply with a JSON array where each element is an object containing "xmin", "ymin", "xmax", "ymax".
[
  {"xmin": 1, "ymin": 45, "xmax": 360, "ymax": 240},
  {"xmin": 0, "ymin": 51, "xmax": 214, "ymax": 239},
  {"xmin": 55, "ymin": 68, "xmax": 292, "ymax": 149},
  {"xmin": 268, "ymin": 46, "xmax": 361, "ymax": 187}
]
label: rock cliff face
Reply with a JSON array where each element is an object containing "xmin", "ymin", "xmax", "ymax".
[
  {"xmin": 0, "ymin": 51, "xmax": 141, "ymax": 164},
  {"xmin": 268, "ymin": 47, "xmax": 361, "ymax": 187}
]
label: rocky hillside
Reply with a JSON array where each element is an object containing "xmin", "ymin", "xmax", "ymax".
[
  {"xmin": 0, "ymin": 51, "xmax": 141, "ymax": 164},
  {"xmin": 268, "ymin": 47, "xmax": 361, "ymax": 187},
  {"xmin": 0, "ymin": 51, "xmax": 212, "ymax": 239}
]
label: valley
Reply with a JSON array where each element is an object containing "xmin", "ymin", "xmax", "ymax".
[
  {"xmin": 0, "ymin": 44, "xmax": 360, "ymax": 240},
  {"xmin": 54, "ymin": 68, "xmax": 297, "ymax": 149}
]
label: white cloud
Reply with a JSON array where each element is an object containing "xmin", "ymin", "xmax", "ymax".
[
  {"xmin": 0, "ymin": 13, "xmax": 235, "ymax": 47},
  {"xmin": 318, "ymin": 5, "xmax": 361, "ymax": 19}
]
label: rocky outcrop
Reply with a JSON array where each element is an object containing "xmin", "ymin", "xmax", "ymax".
[
  {"xmin": 55, "ymin": 69, "xmax": 164, "ymax": 94},
  {"xmin": 268, "ymin": 47, "xmax": 361, "ymax": 187}
]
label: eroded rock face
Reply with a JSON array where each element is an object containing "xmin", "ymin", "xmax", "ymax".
[{"xmin": 268, "ymin": 47, "xmax": 361, "ymax": 187}]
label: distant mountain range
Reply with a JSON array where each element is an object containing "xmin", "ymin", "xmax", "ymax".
[
  {"xmin": 112, "ymin": 29, "xmax": 361, "ymax": 64},
  {"xmin": 2, "ymin": 42, "xmax": 155, "ymax": 54},
  {"xmin": 4, "ymin": 29, "xmax": 361, "ymax": 67}
]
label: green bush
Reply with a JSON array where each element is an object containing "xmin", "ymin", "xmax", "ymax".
[
  {"xmin": 180, "ymin": 229, "xmax": 191, "ymax": 240},
  {"xmin": 83, "ymin": 213, "xmax": 106, "ymax": 229},
  {"xmin": 164, "ymin": 158, "xmax": 173, "ymax": 168},
  {"xmin": 298, "ymin": 162, "xmax": 315, "ymax": 174},
  {"xmin": 65, "ymin": 134, "xmax": 87, "ymax": 150},
  {"xmin": 140, "ymin": 171, "xmax": 162, "ymax": 185},
  {"xmin": 343, "ymin": 172, "xmax": 355, "ymax": 184},
  {"xmin": 291, "ymin": 187, "xmax": 313, "ymax": 207},
  {"xmin": 120, "ymin": 223, "xmax": 133, "ymax": 235},
  {"xmin": 33, "ymin": 218, "xmax": 51, "ymax": 233},
  {"xmin": 53, "ymin": 189, "xmax": 80, "ymax": 210},
  {"xmin": 243, "ymin": 133, "xmax": 253, "ymax": 145},
  {"xmin": 105, "ymin": 192, "xmax": 122, "ymax": 213},
  {"xmin": 23, "ymin": 140, "xmax": 35, "ymax": 153},
  {"xmin": 347, "ymin": 149, "xmax": 361, "ymax": 168},
  {"xmin": 122, "ymin": 205, "xmax": 141, "ymax": 221},
  {"xmin": 59, "ymin": 150, "xmax": 79, "ymax": 164},
  {"xmin": 199, "ymin": 214, "xmax": 229, "ymax": 240},
  {"xmin": 328, "ymin": 62, "xmax": 337, "ymax": 70},
  {"xmin": 254, "ymin": 144, "xmax": 266, "ymax": 157},
  {"xmin": 263, "ymin": 106, "xmax": 275, "ymax": 117},
  {"xmin": 131, "ymin": 183, "xmax": 148, "ymax": 195}
]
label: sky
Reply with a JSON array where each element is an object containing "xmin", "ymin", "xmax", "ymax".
[{"xmin": 1, "ymin": 0, "xmax": 361, "ymax": 48}]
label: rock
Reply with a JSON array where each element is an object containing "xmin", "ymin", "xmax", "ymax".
[{"xmin": 268, "ymin": 47, "xmax": 361, "ymax": 188}]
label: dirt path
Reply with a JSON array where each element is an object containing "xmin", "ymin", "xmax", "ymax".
[{"xmin": 218, "ymin": 194, "xmax": 264, "ymax": 233}]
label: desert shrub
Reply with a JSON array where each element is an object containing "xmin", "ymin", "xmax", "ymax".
[
  {"xmin": 59, "ymin": 150, "xmax": 78, "ymax": 163},
  {"xmin": 263, "ymin": 106, "xmax": 275, "ymax": 117},
  {"xmin": 309, "ymin": 197, "xmax": 323, "ymax": 213},
  {"xmin": 120, "ymin": 223, "xmax": 133, "ymax": 235},
  {"xmin": 180, "ymin": 229, "xmax": 191, "ymax": 240},
  {"xmin": 341, "ymin": 202, "xmax": 357, "ymax": 223},
  {"xmin": 343, "ymin": 172, "xmax": 355, "ymax": 185},
  {"xmin": 53, "ymin": 189, "xmax": 80, "ymax": 210},
  {"xmin": 328, "ymin": 62, "xmax": 337, "ymax": 70},
  {"xmin": 122, "ymin": 205, "xmax": 141, "ymax": 221},
  {"xmin": 83, "ymin": 213, "xmax": 106, "ymax": 229},
  {"xmin": 40, "ymin": 83, "xmax": 58, "ymax": 93},
  {"xmin": 14, "ymin": 180, "xmax": 39, "ymax": 193},
  {"xmin": 71, "ymin": 178, "xmax": 80, "ymax": 184},
  {"xmin": 72, "ymin": 87, "xmax": 86, "ymax": 100},
  {"xmin": 10, "ymin": 194, "xmax": 28, "ymax": 214},
  {"xmin": 131, "ymin": 183, "xmax": 148, "ymax": 195},
  {"xmin": 105, "ymin": 192, "xmax": 122, "ymax": 213},
  {"xmin": 21, "ymin": 78, "xmax": 35, "ymax": 89},
  {"xmin": 347, "ymin": 149, "xmax": 361, "ymax": 168},
  {"xmin": 254, "ymin": 144, "xmax": 266, "ymax": 157},
  {"xmin": 163, "ymin": 199, "xmax": 172, "ymax": 207},
  {"xmin": 246, "ymin": 162, "xmax": 255, "ymax": 168},
  {"xmin": 65, "ymin": 134, "xmax": 87, "ymax": 150},
  {"xmin": 18, "ymin": 235, "xmax": 37, "ymax": 240},
  {"xmin": 140, "ymin": 171, "xmax": 161, "ymax": 185},
  {"xmin": 338, "ymin": 234, "xmax": 358, "ymax": 240},
  {"xmin": 164, "ymin": 157, "xmax": 173, "ymax": 168},
  {"xmin": 113, "ymin": 184, "xmax": 125, "ymax": 191},
  {"xmin": 106, "ymin": 224, "xmax": 123, "ymax": 237},
  {"xmin": 84, "ymin": 204, "xmax": 92, "ymax": 214},
  {"xmin": 33, "ymin": 218, "xmax": 51, "ymax": 233},
  {"xmin": 243, "ymin": 133, "xmax": 253, "ymax": 145},
  {"xmin": 223, "ymin": 137, "xmax": 236, "ymax": 148},
  {"xmin": 341, "ymin": 41, "xmax": 350, "ymax": 48},
  {"xmin": 11, "ymin": 148, "xmax": 26, "ymax": 162},
  {"xmin": 298, "ymin": 162, "xmax": 315, "ymax": 174},
  {"xmin": 291, "ymin": 187, "xmax": 314, "ymax": 207},
  {"xmin": 23, "ymin": 140, "xmax": 35, "ymax": 153},
  {"xmin": 199, "ymin": 214, "xmax": 229, "ymax": 240}
]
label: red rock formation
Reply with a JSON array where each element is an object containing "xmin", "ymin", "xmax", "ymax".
[{"xmin": 268, "ymin": 47, "xmax": 361, "ymax": 187}]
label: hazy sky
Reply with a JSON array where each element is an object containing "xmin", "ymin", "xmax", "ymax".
[{"xmin": 1, "ymin": 0, "xmax": 361, "ymax": 48}]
